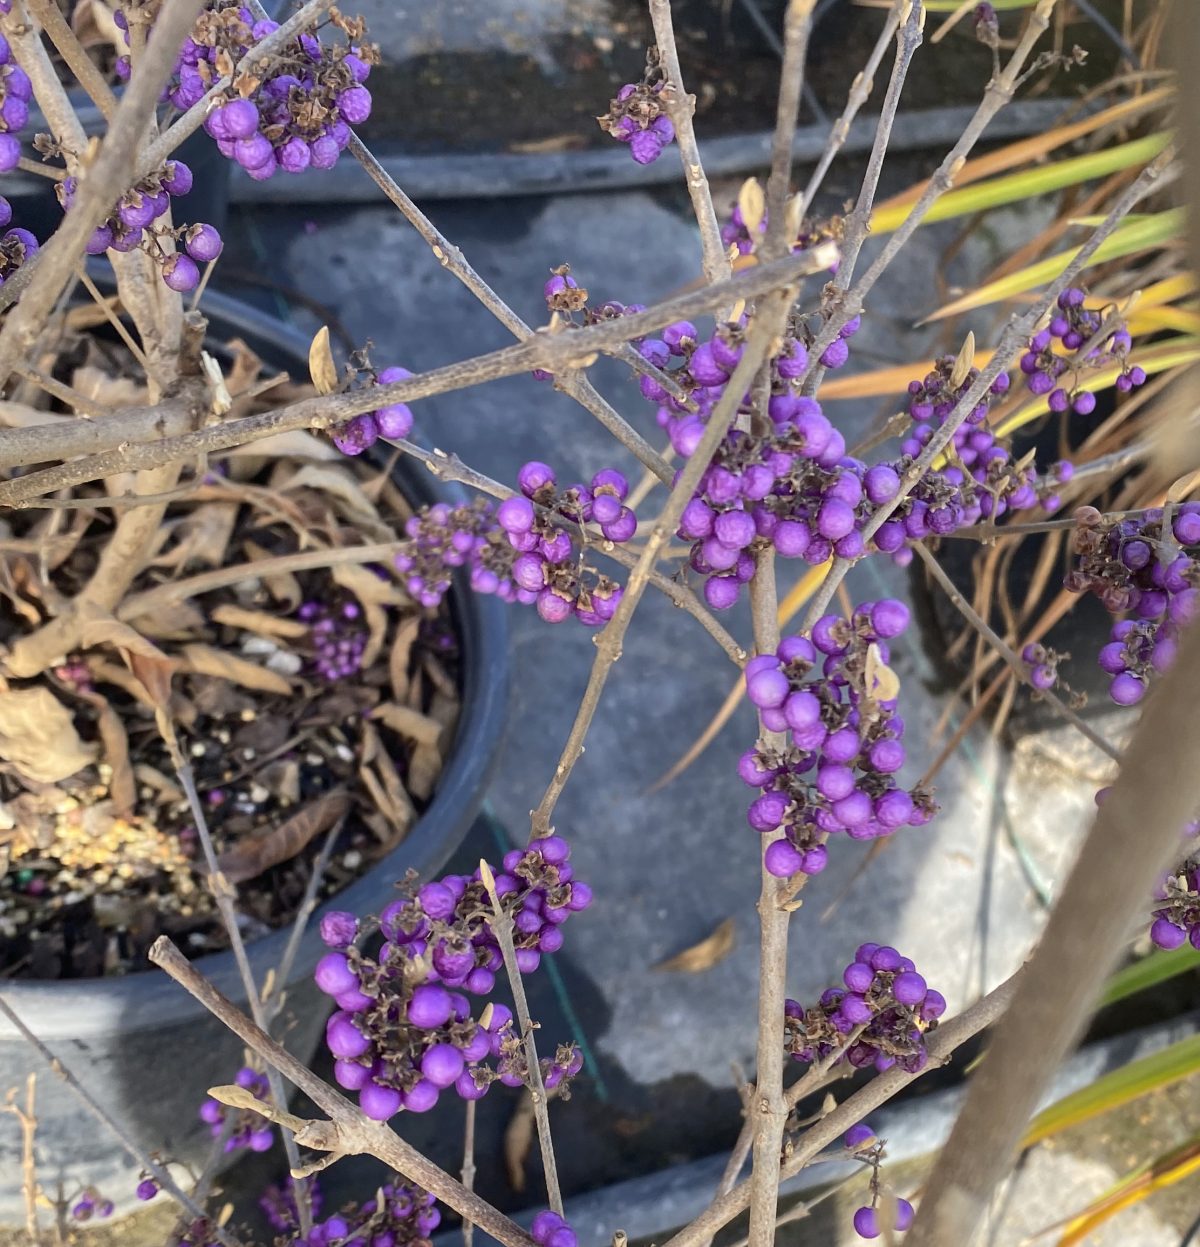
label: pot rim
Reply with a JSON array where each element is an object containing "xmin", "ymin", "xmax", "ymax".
[{"xmin": 0, "ymin": 281, "xmax": 510, "ymax": 1037}]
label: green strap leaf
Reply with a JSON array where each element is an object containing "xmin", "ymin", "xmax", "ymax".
[{"xmin": 1100, "ymin": 946, "xmax": 1200, "ymax": 1009}]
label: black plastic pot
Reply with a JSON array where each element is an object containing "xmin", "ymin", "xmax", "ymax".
[{"xmin": 0, "ymin": 287, "xmax": 509, "ymax": 1222}]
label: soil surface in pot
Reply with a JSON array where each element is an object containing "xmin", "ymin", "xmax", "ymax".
[
  {"xmin": 356, "ymin": 0, "xmax": 1125, "ymax": 154},
  {"xmin": 0, "ymin": 331, "xmax": 461, "ymax": 981}
]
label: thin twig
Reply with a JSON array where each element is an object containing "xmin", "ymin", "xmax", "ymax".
[
  {"xmin": 480, "ymin": 861, "xmax": 562, "ymax": 1215},
  {"xmin": 24, "ymin": 0, "xmax": 117, "ymax": 118},
  {"xmin": 908, "ymin": 621, "xmax": 1200, "ymax": 1244},
  {"xmin": 648, "ymin": 0, "xmax": 731, "ymax": 289},
  {"xmin": 798, "ymin": 0, "xmax": 905, "ymax": 216},
  {"xmin": 148, "ymin": 937, "xmax": 535, "ymax": 1247},
  {"xmin": 800, "ymin": 146, "xmax": 1178, "ymax": 631},
  {"xmin": 0, "ymin": 1073, "xmax": 41, "ymax": 1244},
  {"xmin": 659, "ymin": 968, "xmax": 1025, "ymax": 1247},
  {"xmin": 0, "ymin": 245, "xmax": 837, "ymax": 502},
  {"xmin": 913, "ymin": 542, "xmax": 1120, "ymax": 760},
  {"xmin": 0, "ymin": 994, "xmax": 243, "ymax": 1247},
  {"xmin": 798, "ymin": 0, "xmax": 1061, "ymax": 382},
  {"xmin": 0, "ymin": 0, "xmax": 208, "ymax": 360},
  {"xmin": 764, "ymin": 0, "xmax": 817, "ymax": 244},
  {"xmin": 11, "ymin": 366, "xmax": 117, "ymax": 418},
  {"xmin": 461, "ymin": 1099, "xmax": 478, "ymax": 1247},
  {"xmin": 529, "ymin": 287, "xmax": 803, "ymax": 838}
]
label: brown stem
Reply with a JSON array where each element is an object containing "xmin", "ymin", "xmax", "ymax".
[
  {"xmin": 24, "ymin": 0, "xmax": 116, "ymax": 119},
  {"xmin": 648, "ymin": 0, "xmax": 731, "ymax": 289},
  {"xmin": 148, "ymin": 937, "xmax": 535, "ymax": 1247},
  {"xmin": 913, "ymin": 542, "xmax": 1120, "ymax": 760},
  {"xmin": 529, "ymin": 288, "xmax": 802, "ymax": 839},
  {"xmin": 0, "ymin": 994, "xmax": 243, "ymax": 1247},
  {"xmin": 908, "ymin": 620, "xmax": 1200, "ymax": 1243},
  {"xmin": 4, "ymin": 0, "xmax": 87, "ymax": 158},
  {"xmin": 0, "ymin": 245, "xmax": 837, "ymax": 499},
  {"xmin": 799, "ymin": 0, "xmax": 1059, "ymax": 381},
  {"xmin": 461, "ymin": 1099, "xmax": 477, "ymax": 1247},
  {"xmin": 745, "ymin": 549, "xmax": 791, "ymax": 1247},
  {"xmin": 763, "ymin": 0, "xmax": 817, "ymax": 245},
  {"xmin": 480, "ymin": 862, "xmax": 562, "ymax": 1215},
  {"xmin": 0, "ymin": 0, "xmax": 208, "ymax": 373},
  {"xmin": 659, "ymin": 969, "xmax": 1025, "ymax": 1247},
  {"xmin": 801, "ymin": 146, "xmax": 1178, "ymax": 631}
]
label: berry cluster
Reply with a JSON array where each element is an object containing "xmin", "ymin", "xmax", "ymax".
[
  {"xmin": 70, "ymin": 1191, "xmax": 115, "ymax": 1222},
  {"xmin": 260, "ymin": 1175, "xmax": 324, "ymax": 1233},
  {"xmin": 290, "ymin": 1180, "xmax": 438, "ymax": 1247},
  {"xmin": 597, "ymin": 57, "xmax": 675, "ymax": 166},
  {"xmin": 0, "ymin": 36, "xmax": 30, "ymax": 173},
  {"xmin": 842, "ymin": 1124, "xmax": 917, "ymax": 1240},
  {"xmin": 719, "ymin": 195, "xmax": 841, "ymax": 275},
  {"xmin": 1150, "ymin": 853, "xmax": 1200, "ymax": 952},
  {"xmin": 329, "ymin": 364, "xmax": 415, "ymax": 454},
  {"xmin": 1019, "ymin": 287, "xmax": 1146, "ymax": 410},
  {"xmin": 393, "ymin": 461, "xmax": 635, "ymax": 624},
  {"xmin": 1020, "ymin": 641, "xmax": 1062, "ymax": 692},
  {"xmin": 1066, "ymin": 505, "xmax": 1199, "ymax": 704},
  {"xmin": 192, "ymin": 2, "xmax": 376, "ymax": 180},
  {"xmin": 197, "ymin": 1066, "xmax": 274, "ymax": 1153},
  {"xmin": 298, "ymin": 597, "xmax": 368, "ymax": 680},
  {"xmin": 315, "ymin": 838, "xmax": 590, "ymax": 1121},
  {"xmin": 784, "ymin": 944, "xmax": 946, "ymax": 1075},
  {"xmin": 59, "ymin": 162, "xmax": 221, "ymax": 292},
  {"xmin": 0, "ymin": 196, "xmax": 37, "ymax": 287},
  {"xmin": 531, "ymin": 1210, "xmax": 580, "ymax": 1247},
  {"xmin": 741, "ymin": 601, "xmax": 936, "ymax": 878}
]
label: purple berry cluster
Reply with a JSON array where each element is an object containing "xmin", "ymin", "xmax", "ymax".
[
  {"xmin": 191, "ymin": 2, "xmax": 376, "ymax": 180},
  {"xmin": 197, "ymin": 1065, "xmax": 274, "ymax": 1153},
  {"xmin": 1150, "ymin": 851, "xmax": 1200, "ymax": 952},
  {"xmin": 719, "ymin": 196, "xmax": 841, "ymax": 274},
  {"xmin": 315, "ymin": 837, "xmax": 590, "ymax": 1121},
  {"xmin": 741, "ymin": 600, "xmax": 936, "ymax": 878},
  {"xmin": 598, "ymin": 75, "xmax": 675, "ymax": 165},
  {"xmin": 842, "ymin": 1124, "xmax": 917, "ymax": 1240},
  {"xmin": 393, "ymin": 462, "xmax": 635, "ymax": 624},
  {"xmin": 0, "ymin": 197, "xmax": 37, "ymax": 287},
  {"xmin": 1021, "ymin": 641, "xmax": 1061, "ymax": 692},
  {"xmin": 260, "ymin": 1175, "xmax": 324, "ymax": 1233},
  {"xmin": 0, "ymin": 35, "xmax": 30, "ymax": 173},
  {"xmin": 279, "ymin": 1179, "xmax": 437, "ymax": 1247},
  {"xmin": 298, "ymin": 597, "xmax": 368, "ymax": 680},
  {"xmin": 1067, "ymin": 504, "xmax": 1199, "ymax": 704},
  {"xmin": 70, "ymin": 1190, "xmax": 115, "ymax": 1222},
  {"xmin": 1019, "ymin": 286, "xmax": 1146, "ymax": 410},
  {"xmin": 784, "ymin": 944, "xmax": 946, "ymax": 1075},
  {"xmin": 59, "ymin": 162, "xmax": 220, "ymax": 292},
  {"xmin": 329, "ymin": 364, "xmax": 415, "ymax": 455},
  {"xmin": 531, "ymin": 1210, "xmax": 579, "ymax": 1247}
]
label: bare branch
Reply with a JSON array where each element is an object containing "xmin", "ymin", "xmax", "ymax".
[
  {"xmin": 24, "ymin": 0, "xmax": 116, "ymax": 119},
  {"xmin": 764, "ymin": 0, "xmax": 817, "ymax": 240}
]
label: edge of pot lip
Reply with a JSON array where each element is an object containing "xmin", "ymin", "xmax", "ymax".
[{"xmin": 0, "ymin": 280, "xmax": 511, "ymax": 1038}]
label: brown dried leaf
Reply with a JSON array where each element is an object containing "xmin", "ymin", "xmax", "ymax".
[
  {"xmin": 70, "ymin": 363, "xmax": 145, "ymax": 409},
  {"xmin": 217, "ymin": 788, "xmax": 351, "ymax": 884},
  {"xmin": 370, "ymin": 702, "xmax": 442, "ymax": 747},
  {"xmin": 78, "ymin": 608, "xmax": 178, "ymax": 708},
  {"xmin": 654, "ymin": 917, "xmax": 736, "ymax": 973},
  {"xmin": 0, "ymin": 687, "xmax": 97, "ymax": 783},
  {"xmin": 151, "ymin": 502, "xmax": 238, "ymax": 572},
  {"xmin": 211, "ymin": 604, "xmax": 309, "ymax": 639},
  {"xmin": 94, "ymin": 701, "xmax": 136, "ymax": 817},
  {"xmin": 503, "ymin": 1089, "xmax": 535, "ymax": 1194},
  {"xmin": 133, "ymin": 600, "xmax": 206, "ymax": 640},
  {"xmin": 406, "ymin": 744, "xmax": 442, "ymax": 802},
  {"xmin": 180, "ymin": 644, "xmax": 293, "ymax": 695},
  {"xmin": 333, "ymin": 563, "xmax": 405, "ymax": 668},
  {"xmin": 244, "ymin": 541, "xmax": 302, "ymax": 610},
  {"xmin": 865, "ymin": 643, "xmax": 901, "ymax": 702},
  {"xmin": 284, "ymin": 464, "xmax": 384, "ymax": 529},
  {"xmin": 359, "ymin": 722, "xmax": 415, "ymax": 839},
  {"xmin": 308, "ymin": 326, "xmax": 339, "ymax": 395},
  {"xmin": 388, "ymin": 616, "xmax": 419, "ymax": 702},
  {"xmin": 737, "ymin": 177, "xmax": 766, "ymax": 236},
  {"xmin": 949, "ymin": 331, "xmax": 976, "ymax": 389}
]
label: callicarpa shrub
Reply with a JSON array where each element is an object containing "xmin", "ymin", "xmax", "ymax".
[{"xmin": 0, "ymin": 0, "xmax": 1190, "ymax": 1245}]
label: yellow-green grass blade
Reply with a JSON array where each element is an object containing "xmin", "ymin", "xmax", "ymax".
[
  {"xmin": 1099, "ymin": 946, "xmax": 1200, "ymax": 1010},
  {"xmin": 923, "ymin": 208, "xmax": 1187, "ymax": 322},
  {"xmin": 871, "ymin": 134, "xmax": 1170, "ymax": 235},
  {"xmin": 1023, "ymin": 1032, "xmax": 1200, "ymax": 1149}
]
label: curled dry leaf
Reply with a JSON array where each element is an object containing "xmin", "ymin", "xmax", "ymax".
[
  {"xmin": 242, "ymin": 540, "xmax": 303, "ymax": 611},
  {"xmin": 738, "ymin": 177, "xmax": 766, "ymax": 236},
  {"xmin": 653, "ymin": 916, "xmax": 736, "ymax": 973},
  {"xmin": 308, "ymin": 325, "xmax": 339, "ymax": 396},
  {"xmin": 503, "ymin": 1089, "xmax": 536, "ymax": 1194},
  {"xmin": 0, "ymin": 687, "xmax": 97, "ymax": 783},
  {"xmin": 211, "ymin": 604, "xmax": 308, "ymax": 639},
  {"xmin": 388, "ymin": 616, "xmax": 420, "ymax": 702},
  {"xmin": 333, "ymin": 562, "xmax": 405, "ymax": 669},
  {"xmin": 370, "ymin": 702, "xmax": 442, "ymax": 747},
  {"xmin": 865, "ymin": 643, "xmax": 901, "ymax": 703},
  {"xmin": 77, "ymin": 608, "xmax": 177, "ymax": 709},
  {"xmin": 216, "ymin": 788, "xmax": 352, "ymax": 885},
  {"xmin": 90, "ymin": 698, "xmax": 136, "ymax": 818},
  {"xmin": 359, "ymin": 722, "xmax": 415, "ymax": 840},
  {"xmin": 283, "ymin": 464, "xmax": 384, "ymax": 531},
  {"xmin": 180, "ymin": 644, "xmax": 293, "ymax": 696}
]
